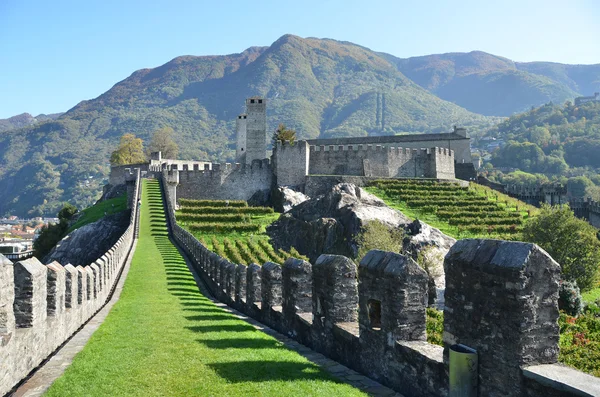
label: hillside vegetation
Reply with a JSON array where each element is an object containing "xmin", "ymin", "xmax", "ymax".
[
  {"xmin": 366, "ymin": 179, "xmax": 536, "ymax": 240},
  {"xmin": 0, "ymin": 35, "xmax": 494, "ymax": 218},
  {"xmin": 388, "ymin": 51, "xmax": 600, "ymax": 116},
  {"xmin": 481, "ymin": 100, "xmax": 600, "ymax": 198}
]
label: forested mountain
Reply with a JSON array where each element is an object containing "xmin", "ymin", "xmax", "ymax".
[
  {"xmin": 0, "ymin": 35, "xmax": 496, "ymax": 217},
  {"xmin": 387, "ymin": 51, "xmax": 600, "ymax": 116},
  {"xmin": 481, "ymin": 100, "xmax": 600, "ymax": 199},
  {"xmin": 0, "ymin": 112, "xmax": 63, "ymax": 133}
]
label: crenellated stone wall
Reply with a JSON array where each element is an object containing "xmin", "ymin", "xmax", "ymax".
[
  {"xmin": 0, "ymin": 169, "xmax": 141, "ymax": 396},
  {"xmin": 160, "ymin": 174, "xmax": 600, "ymax": 397}
]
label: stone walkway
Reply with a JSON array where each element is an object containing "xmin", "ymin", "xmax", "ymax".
[
  {"xmin": 178, "ymin": 239, "xmax": 405, "ymax": 397},
  {"xmin": 10, "ymin": 240, "xmax": 138, "ymax": 397}
]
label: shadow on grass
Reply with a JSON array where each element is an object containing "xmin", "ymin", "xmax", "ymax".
[
  {"xmin": 185, "ymin": 324, "xmax": 256, "ymax": 333},
  {"xmin": 206, "ymin": 361, "xmax": 335, "ymax": 383},
  {"xmin": 196, "ymin": 338, "xmax": 282, "ymax": 349},
  {"xmin": 185, "ymin": 314, "xmax": 236, "ymax": 321}
]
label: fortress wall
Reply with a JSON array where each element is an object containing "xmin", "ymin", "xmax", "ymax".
[
  {"xmin": 161, "ymin": 174, "xmax": 596, "ymax": 397},
  {"xmin": 307, "ymin": 144, "xmax": 454, "ymax": 179},
  {"xmin": 167, "ymin": 159, "xmax": 272, "ymax": 202},
  {"xmin": 0, "ymin": 169, "xmax": 141, "ymax": 396},
  {"xmin": 109, "ymin": 163, "xmax": 148, "ymax": 186},
  {"xmin": 274, "ymin": 141, "xmax": 309, "ymax": 187},
  {"xmin": 588, "ymin": 201, "xmax": 600, "ymax": 229},
  {"xmin": 308, "ymin": 136, "xmax": 472, "ymax": 164}
]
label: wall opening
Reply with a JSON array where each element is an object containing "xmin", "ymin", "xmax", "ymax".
[
  {"xmin": 368, "ymin": 299, "xmax": 382, "ymax": 330},
  {"xmin": 258, "ymin": 99, "xmax": 263, "ymax": 104},
  {"xmin": 316, "ymin": 295, "xmax": 325, "ymax": 322},
  {"xmin": 250, "ymin": 99, "xmax": 255, "ymax": 104}
]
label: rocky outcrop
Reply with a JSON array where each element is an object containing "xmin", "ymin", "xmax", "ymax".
[
  {"xmin": 267, "ymin": 183, "xmax": 411, "ymax": 262},
  {"xmin": 403, "ymin": 219, "xmax": 456, "ymax": 307},
  {"xmin": 44, "ymin": 211, "xmax": 130, "ymax": 267},
  {"xmin": 272, "ymin": 186, "xmax": 310, "ymax": 213}
]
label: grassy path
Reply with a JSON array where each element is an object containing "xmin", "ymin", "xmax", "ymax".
[{"xmin": 45, "ymin": 179, "xmax": 364, "ymax": 396}]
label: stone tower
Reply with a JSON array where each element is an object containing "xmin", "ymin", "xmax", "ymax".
[
  {"xmin": 235, "ymin": 113, "xmax": 247, "ymax": 163},
  {"xmin": 244, "ymin": 96, "xmax": 267, "ymax": 164}
]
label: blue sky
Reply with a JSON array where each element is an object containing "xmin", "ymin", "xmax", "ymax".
[{"xmin": 0, "ymin": 0, "xmax": 598, "ymax": 118}]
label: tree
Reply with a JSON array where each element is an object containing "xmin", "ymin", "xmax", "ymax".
[
  {"xmin": 33, "ymin": 203, "xmax": 78, "ymax": 260},
  {"xmin": 272, "ymin": 123, "xmax": 296, "ymax": 146},
  {"xmin": 110, "ymin": 133, "xmax": 146, "ymax": 166},
  {"xmin": 523, "ymin": 204, "xmax": 600, "ymax": 291},
  {"xmin": 567, "ymin": 176, "xmax": 594, "ymax": 198},
  {"xmin": 147, "ymin": 126, "xmax": 179, "ymax": 159}
]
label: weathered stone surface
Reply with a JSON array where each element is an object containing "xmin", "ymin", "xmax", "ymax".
[
  {"xmin": 46, "ymin": 262, "xmax": 66, "ymax": 316},
  {"xmin": 261, "ymin": 262, "xmax": 283, "ymax": 309},
  {"xmin": 45, "ymin": 211, "xmax": 129, "ymax": 267},
  {"xmin": 268, "ymin": 183, "xmax": 410, "ymax": 261},
  {"xmin": 63, "ymin": 264, "xmax": 77, "ymax": 309},
  {"xmin": 403, "ymin": 219, "xmax": 456, "ymax": 308},
  {"xmin": 246, "ymin": 264, "xmax": 261, "ymax": 303},
  {"xmin": 359, "ymin": 250, "xmax": 428, "ymax": 342},
  {"xmin": 0, "ymin": 254, "xmax": 15, "ymax": 337},
  {"xmin": 272, "ymin": 186, "xmax": 310, "ymax": 213},
  {"xmin": 13, "ymin": 258, "xmax": 47, "ymax": 328},
  {"xmin": 443, "ymin": 239, "xmax": 561, "ymax": 397},
  {"xmin": 312, "ymin": 254, "xmax": 358, "ymax": 328},
  {"xmin": 235, "ymin": 264, "xmax": 247, "ymax": 303},
  {"xmin": 282, "ymin": 257, "xmax": 312, "ymax": 317}
]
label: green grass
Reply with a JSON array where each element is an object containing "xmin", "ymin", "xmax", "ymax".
[
  {"xmin": 583, "ymin": 287, "xmax": 600, "ymax": 303},
  {"xmin": 45, "ymin": 180, "xmax": 364, "ymax": 397},
  {"xmin": 68, "ymin": 194, "xmax": 128, "ymax": 233}
]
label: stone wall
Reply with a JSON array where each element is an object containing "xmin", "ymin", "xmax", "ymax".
[
  {"xmin": 274, "ymin": 141, "xmax": 309, "ymax": 187},
  {"xmin": 0, "ymin": 169, "xmax": 141, "ymax": 396},
  {"xmin": 306, "ymin": 132, "xmax": 472, "ymax": 164},
  {"xmin": 165, "ymin": 159, "xmax": 272, "ymax": 203},
  {"xmin": 307, "ymin": 144, "xmax": 454, "ymax": 179},
  {"xmin": 161, "ymin": 175, "xmax": 599, "ymax": 397}
]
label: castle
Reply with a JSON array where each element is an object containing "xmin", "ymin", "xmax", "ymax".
[
  {"xmin": 574, "ymin": 92, "xmax": 600, "ymax": 106},
  {"xmin": 110, "ymin": 96, "xmax": 473, "ymax": 207}
]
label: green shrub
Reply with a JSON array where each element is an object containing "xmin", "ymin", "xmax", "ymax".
[
  {"xmin": 356, "ymin": 220, "xmax": 404, "ymax": 260},
  {"xmin": 179, "ymin": 199, "xmax": 247, "ymax": 208},
  {"xmin": 559, "ymin": 280, "xmax": 584, "ymax": 316},
  {"xmin": 426, "ymin": 308, "xmax": 443, "ymax": 346},
  {"xmin": 188, "ymin": 223, "xmax": 261, "ymax": 234}
]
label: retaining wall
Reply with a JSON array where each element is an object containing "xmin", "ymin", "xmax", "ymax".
[
  {"xmin": 0, "ymin": 169, "xmax": 141, "ymax": 396},
  {"xmin": 161, "ymin": 174, "xmax": 600, "ymax": 397}
]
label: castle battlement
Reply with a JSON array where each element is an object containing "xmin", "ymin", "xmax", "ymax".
[{"xmin": 0, "ymin": 170, "xmax": 141, "ymax": 396}]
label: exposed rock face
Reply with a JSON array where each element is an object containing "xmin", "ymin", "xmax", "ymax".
[
  {"xmin": 267, "ymin": 183, "xmax": 411, "ymax": 262},
  {"xmin": 403, "ymin": 219, "xmax": 456, "ymax": 307},
  {"xmin": 272, "ymin": 186, "xmax": 310, "ymax": 213},
  {"xmin": 44, "ymin": 211, "xmax": 130, "ymax": 267}
]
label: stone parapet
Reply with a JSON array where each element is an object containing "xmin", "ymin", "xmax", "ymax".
[{"xmin": 0, "ymin": 169, "xmax": 141, "ymax": 396}]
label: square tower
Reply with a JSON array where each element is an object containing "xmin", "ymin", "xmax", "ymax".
[
  {"xmin": 245, "ymin": 97, "xmax": 267, "ymax": 164},
  {"xmin": 235, "ymin": 114, "xmax": 247, "ymax": 163}
]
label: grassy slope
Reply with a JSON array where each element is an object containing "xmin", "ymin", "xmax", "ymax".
[
  {"xmin": 68, "ymin": 194, "xmax": 127, "ymax": 233},
  {"xmin": 45, "ymin": 180, "xmax": 364, "ymax": 397}
]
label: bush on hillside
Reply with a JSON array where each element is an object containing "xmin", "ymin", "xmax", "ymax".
[
  {"xmin": 355, "ymin": 220, "xmax": 404, "ymax": 261},
  {"xmin": 559, "ymin": 280, "xmax": 584, "ymax": 316},
  {"xmin": 522, "ymin": 204, "xmax": 600, "ymax": 291}
]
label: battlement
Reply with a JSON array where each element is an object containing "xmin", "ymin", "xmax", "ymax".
[
  {"xmin": 0, "ymin": 170, "xmax": 141, "ymax": 396},
  {"xmin": 160, "ymin": 176, "xmax": 597, "ymax": 397},
  {"xmin": 308, "ymin": 143, "xmax": 454, "ymax": 157}
]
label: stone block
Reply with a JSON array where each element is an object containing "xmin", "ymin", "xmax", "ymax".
[
  {"xmin": 261, "ymin": 262, "xmax": 282, "ymax": 310},
  {"xmin": 76, "ymin": 266, "xmax": 86, "ymax": 304},
  {"xmin": 13, "ymin": 258, "xmax": 47, "ymax": 328},
  {"xmin": 46, "ymin": 261, "xmax": 66, "ymax": 316},
  {"xmin": 443, "ymin": 239, "xmax": 561, "ymax": 397},
  {"xmin": 246, "ymin": 264, "xmax": 261, "ymax": 303},
  {"xmin": 359, "ymin": 250, "xmax": 428, "ymax": 342},
  {"xmin": 63, "ymin": 264, "xmax": 78, "ymax": 309},
  {"xmin": 312, "ymin": 255, "xmax": 358, "ymax": 328},
  {"xmin": 282, "ymin": 257, "xmax": 312, "ymax": 319},
  {"xmin": 0, "ymin": 254, "xmax": 15, "ymax": 336},
  {"xmin": 235, "ymin": 264, "xmax": 247, "ymax": 303}
]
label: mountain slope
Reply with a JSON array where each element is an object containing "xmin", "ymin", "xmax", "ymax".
[
  {"xmin": 0, "ymin": 35, "xmax": 494, "ymax": 217},
  {"xmin": 387, "ymin": 51, "xmax": 599, "ymax": 116},
  {"xmin": 0, "ymin": 112, "xmax": 63, "ymax": 132}
]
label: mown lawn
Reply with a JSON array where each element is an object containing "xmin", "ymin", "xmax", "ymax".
[{"xmin": 45, "ymin": 180, "xmax": 365, "ymax": 396}]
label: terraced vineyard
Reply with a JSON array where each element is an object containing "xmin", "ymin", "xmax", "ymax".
[
  {"xmin": 176, "ymin": 199, "xmax": 304, "ymax": 265},
  {"xmin": 366, "ymin": 179, "xmax": 538, "ymax": 240}
]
